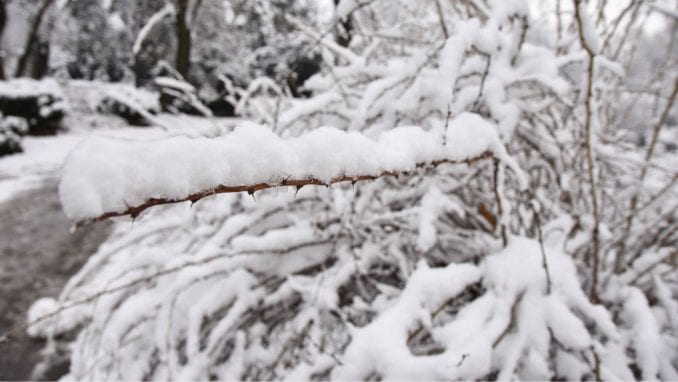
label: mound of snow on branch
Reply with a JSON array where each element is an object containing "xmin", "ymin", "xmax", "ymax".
[{"xmin": 59, "ymin": 112, "xmax": 526, "ymax": 221}]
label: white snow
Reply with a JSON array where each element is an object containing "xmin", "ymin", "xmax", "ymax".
[
  {"xmin": 154, "ymin": 77, "xmax": 196, "ymax": 93},
  {"xmin": 59, "ymin": 112, "xmax": 524, "ymax": 221},
  {"xmin": 0, "ymin": 78, "xmax": 64, "ymax": 99},
  {"xmin": 416, "ymin": 186, "xmax": 463, "ymax": 252},
  {"xmin": 133, "ymin": 3, "xmax": 176, "ymax": 56},
  {"xmin": 26, "ymin": 297, "xmax": 87, "ymax": 338},
  {"xmin": 100, "ymin": 83, "xmax": 160, "ymax": 114},
  {"xmin": 577, "ymin": 2, "xmax": 599, "ymax": 54},
  {"xmin": 335, "ymin": 0, "xmax": 358, "ymax": 20},
  {"xmin": 333, "ymin": 260, "xmax": 483, "ymax": 380},
  {"xmin": 0, "ymin": 135, "xmax": 84, "ymax": 204}
]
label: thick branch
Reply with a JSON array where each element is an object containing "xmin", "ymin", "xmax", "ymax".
[{"xmin": 79, "ymin": 152, "xmax": 493, "ymax": 226}]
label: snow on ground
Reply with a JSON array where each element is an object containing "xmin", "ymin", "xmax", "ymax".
[{"xmin": 0, "ymin": 136, "xmax": 81, "ymax": 204}]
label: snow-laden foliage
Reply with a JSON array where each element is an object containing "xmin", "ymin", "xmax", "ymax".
[
  {"xmin": 0, "ymin": 114, "xmax": 28, "ymax": 156},
  {"xmin": 0, "ymin": 78, "xmax": 67, "ymax": 135},
  {"xmin": 24, "ymin": 0, "xmax": 678, "ymax": 380}
]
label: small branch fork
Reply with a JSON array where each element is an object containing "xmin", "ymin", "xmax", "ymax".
[{"xmin": 77, "ymin": 152, "xmax": 495, "ymax": 226}]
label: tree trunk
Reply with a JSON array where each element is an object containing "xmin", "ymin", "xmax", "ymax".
[
  {"xmin": 175, "ymin": 0, "xmax": 191, "ymax": 79},
  {"xmin": 0, "ymin": 0, "xmax": 6, "ymax": 80},
  {"xmin": 14, "ymin": 0, "xmax": 53, "ymax": 78},
  {"xmin": 30, "ymin": 39, "xmax": 49, "ymax": 79}
]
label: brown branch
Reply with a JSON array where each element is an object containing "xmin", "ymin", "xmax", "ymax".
[{"xmin": 76, "ymin": 152, "xmax": 494, "ymax": 226}]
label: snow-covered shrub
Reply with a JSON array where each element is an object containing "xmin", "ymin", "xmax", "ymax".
[
  {"xmin": 0, "ymin": 115, "xmax": 28, "ymax": 157},
  {"xmin": 154, "ymin": 76, "xmax": 213, "ymax": 117},
  {"xmin": 0, "ymin": 79, "xmax": 66, "ymax": 135},
  {"xmin": 23, "ymin": 0, "xmax": 678, "ymax": 380},
  {"xmin": 95, "ymin": 84, "xmax": 161, "ymax": 126}
]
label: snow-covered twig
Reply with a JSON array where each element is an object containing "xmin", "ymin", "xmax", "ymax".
[
  {"xmin": 60, "ymin": 113, "xmax": 525, "ymax": 224},
  {"xmin": 75, "ymin": 151, "xmax": 494, "ymax": 225}
]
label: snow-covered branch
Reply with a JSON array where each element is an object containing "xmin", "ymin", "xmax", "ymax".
[{"xmin": 60, "ymin": 112, "xmax": 526, "ymax": 223}]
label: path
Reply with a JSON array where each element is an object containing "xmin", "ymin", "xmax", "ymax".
[{"xmin": 0, "ymin": 182, "xmax": 112, "ymax": 380}]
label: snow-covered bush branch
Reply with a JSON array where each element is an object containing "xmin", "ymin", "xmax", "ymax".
[{"xmin": 59, "ymin": 113, "xmax": 522, "ymax": 223}]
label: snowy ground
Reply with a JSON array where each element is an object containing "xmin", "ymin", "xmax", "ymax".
[{"xmin": 0, "ymin": 183, "xmax": 112, "ymax": 380}]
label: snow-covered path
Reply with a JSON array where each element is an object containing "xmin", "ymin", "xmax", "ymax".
[
  {"xmin": 0, "ymin": 183, "xmax": 112, "ymax": 380},
  {"xmin": 0, "ymin": 135, "xmax": 83, "ymax": 205}
]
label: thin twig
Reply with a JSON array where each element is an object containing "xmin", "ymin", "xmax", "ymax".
[
  {"xmin": 617, "ymin": 78, "xmax": 678, "ymax": 272},
  {"xmin": 433, "ymin": 0, "xmax": 449, "ymax": 39}
]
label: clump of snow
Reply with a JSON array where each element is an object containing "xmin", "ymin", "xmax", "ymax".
[
  {"xmin": 154, "ymin": 77, "xmax": 196, "ymax": 93},
  {"xmin": 416, "ymin": 186, "xmax": 463, "ymax": 251},
  {"xmin": 333, "ymin": 261, "xmax": 483, "ymax": 380},
  {"xmin": 133, "ymin": 3, "xmax": 175, "ymax": 55},
  {"xmin": 577, "ymin": 2, "xmax": 599, "ymax": 54},
  {"xmin": 335, "ymin": 0, "xmax": 358, "ymax": 19},
  {"xmin": 59, "ymin": 113, "xmax": 524, "ymax": 221},
  {"xmin": 98, "ymin": 83, "xmax": 160, "ymax": 115},
  {"xmin": 0, "ymin": 78, "xmax": 65, "ymax": 100},
  {"xmin": 26, "ymin": 297, "xmax": 86, "ymax": 338},
  {"xmin": 333, "ymin": 236, "xmax": 618, "ymax": 380},
  {"xmin": 0, "ymin": 79, "xmax": 68, "ymax": 133},
  {"xmin": 0, "ymin": 115, "xmax": 28, "ymax": 156}
]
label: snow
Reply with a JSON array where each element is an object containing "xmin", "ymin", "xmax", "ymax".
[
  {"xmin": 154, "ymin": 77, "xmax": 196, "ymax": 93},
  {"xmin": 416, "ymin": 186, "xmax": 463, "ymax": 252},
  {"xmin": 133, "ymin": 3, "xmax": 176, "ymax": 55},
  {"xmin": 332, "ymin": 236, "xmax": 617, "ymax": 380},
  {"xmin": 620, "ymin": 286, "xmax": 678, "ymax": 380},
  {"xmin": 335, "ymin": 0, "xmax": 358, "ymax": 20},
  {"xmin": 8, "ymin": 0, "xmax": 677, "ymax": 379},
  {"xmin": 0, "ymin": 135, "xmax": 83, "ymax": 204},
  {"xmin": 0, "ymin": 78, "xmax": 64, "ymax": 99},
  {"xmin": 577, "ymin": 2, "xmax": 599, "ymax": 54},
  {"xmin": 108, "ymin": 12, "xmax": 126, "ymax": 31},
  {"xmin": 333, "ymin": 260, "xmax": 483, "ymax": 380},
  {"xmin": 100, "ymin": 83, "xmax": 160, "ymax": 114},
  {"xmin": 26, "ymin": 297, "xmax": 86, "ymax": 338},
  {"xmin": 59, "ymin": 112, "xmax": 524, "ymax": 221}
]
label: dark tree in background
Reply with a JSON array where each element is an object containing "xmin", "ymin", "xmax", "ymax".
[
  {"xmin": 14, "ymin": 0, "xmax": 53, "ymax": 78},
  {"xmin": 0, "ymin": 0, "xmax": 6, "ymax": 80}
]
